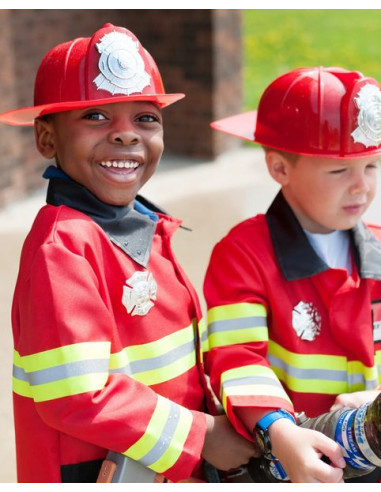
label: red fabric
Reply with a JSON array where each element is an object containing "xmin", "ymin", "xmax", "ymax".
[
  {"xmin": 12, "ymin": 204, "xmax": 212, "ymax": 482},
  {"xmin": 204, "ymin": 214, "xmax": 381, "ymax": 420}
]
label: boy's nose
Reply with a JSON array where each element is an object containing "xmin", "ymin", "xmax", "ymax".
[
  {"xmin": 349, "ymin": 173, "xmax": 370, "ymax": 195},
  {"xmin": 108, "ymin": 124, "xmax": 140, "ymax": 146}
]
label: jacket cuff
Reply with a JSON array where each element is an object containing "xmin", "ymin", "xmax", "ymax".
[{"xmin": 164, "ymin": 410, "xmax": 207, "ymax": 482}]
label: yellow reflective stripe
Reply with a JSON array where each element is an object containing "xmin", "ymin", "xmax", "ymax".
[
  {"xmin": 348, "ymin": 360, "xmax": 379, "ymax": 390},
  {"xmin": 16, "ymin": 342, "xmax": 111, "ymax": 372},
  {"xmin": 123, "ymin": 396, "xmax": 193, "ymax": 473},
  {"xmin": 133, "ymin": 352, "xmax": 195, "ymax": 386},
  {"xmin": 198, "ymin": 317, "xmax": 209, "ymax": 357},
  {"xmin": 269, "ymin": 341, "xmax": 346, "ymax": 370},
  {"xmin": 110, "ymin": 325, "xmax": 193, "ymax": 365},
  {"xmin": 151, "ymin": 405, "xmax": 192, "ymax": 473},
  {"xmin": 26, "ymin": 374, "xmax": 108, "ymax": 402},
  {"xmin": 272, "ymin": 364, "xmax": 347, "ymax": 395},
  {"xmin": 109, "ymin": 324, "xmax": 197, "ymax": 386},
  {"xmin": 220, "ymin": 365, "xmax": 291, "ymax": 411},
  {"xmin": 269, "ymin": 341, "xmax": 380, "ymax": 394},
  {"xmin": 207, "ymin": 303, "xmax": 268, "ymax": 349},
  {"xmin": 376, "ymin": 350, "xmax": 381, "ymax": 385},
  {"xmin": 208, "ymin": 302, "xmax": 267, "ymax": 323},
  {"xmin": 126, "ymin": 326, "xmax": 194, "ymax": 362},
  {"xmin": 13, "ymin": 343, "xmax": 111, "ymax": 402},
  {"xmin": 12, "ymin": 377, "xmax": 30, "ymax": 399},
  {"xmin": 125, "ymin": 397, "xmax": 172, "ymax": 460}
]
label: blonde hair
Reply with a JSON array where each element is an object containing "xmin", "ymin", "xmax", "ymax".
[{"xmin": 262, "ymin": 146, "xmax": 300, "ymax": 165}]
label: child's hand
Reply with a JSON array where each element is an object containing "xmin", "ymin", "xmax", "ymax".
[
  {"xmin": 330, "ymin": 389, "xmax": 381, "ymax": 411},
  {"xmin": 201, "ymin": 414, "xmax": 257, "ymax": 471},
  {"xmin": 269, "ymin": 419, "xmax": 345, "ymax": 483}
]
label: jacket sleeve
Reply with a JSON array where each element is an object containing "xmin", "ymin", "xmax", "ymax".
[
  {"xmin": 203, "ymin": 235, "xmax": 294, "ymax": 439},
  {"xmin": 12, "ymin": 241, "xmax": 207, "ymax": 482}
]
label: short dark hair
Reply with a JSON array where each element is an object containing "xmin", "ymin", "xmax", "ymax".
[{"xmin": 35, "ymin": 113, "xmax": 55, "ymax": 123}]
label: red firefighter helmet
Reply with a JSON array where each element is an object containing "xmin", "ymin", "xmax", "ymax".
[
  {"xmin": 212, "ymin": 66, "xmax": 381, "ymax": 159},
  {"xmin": 0, "ymin": 23, "xmax": 184, "ymax": 126}
]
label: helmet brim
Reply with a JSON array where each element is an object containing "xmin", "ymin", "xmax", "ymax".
[
  {"xmin": 0, "ymin": 93, "xmax": 185, "ymax": 126},
  {"xmin": 211, "ymin": 109, "xmax": 381, "ymax": 158},
  {"xmin": 211, "ymin": 110, "xmax": 257, "ymax": 142}
]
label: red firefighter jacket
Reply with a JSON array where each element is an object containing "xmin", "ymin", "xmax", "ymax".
[
  {"xmin": 204, "ymin": 191, "xmax": 381, "ymax": 440},
  {"xmin": 12, "ymin": 171, "xmax": 213, "ymax": 483}
]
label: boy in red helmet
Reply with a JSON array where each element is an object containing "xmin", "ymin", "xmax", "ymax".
[
  {"xmin": 204, "ymin": 67, "xmax": 381, "ymax": 482},
  {"xmin": 0, "ymin": 24, "xmax": 255, "ymax": 483}
]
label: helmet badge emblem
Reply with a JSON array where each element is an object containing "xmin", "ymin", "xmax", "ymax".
[
  {"xmin": 122, "ymin": 271, "xmax": 157, "ymax": 316},
  {"xmin": 351, "ymin": 84, "xmax": 381, "ymax": 148},
  {"xmin": 292, "ymin": 301, "xmax": 321, "ymax": 341},
  {"xmin": 94, "ymin": 31, "xmax": 151, "ymax": 96}
]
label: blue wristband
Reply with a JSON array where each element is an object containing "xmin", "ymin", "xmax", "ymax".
[
  {"xmin": 256, "ymin": 409, "xmax": 295, "ymax": 431},
  {"xmin": 255, "ymin": 409, "xmax": 296, "ymax": 461}
]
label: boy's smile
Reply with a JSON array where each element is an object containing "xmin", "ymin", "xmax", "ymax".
[{"xmin": 35, "ymin": 101, "xmax": 164, "ymax": 207}]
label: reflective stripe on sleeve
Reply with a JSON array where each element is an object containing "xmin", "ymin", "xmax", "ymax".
[
  {"xmin": 198, "ymin": 318, "xmax": 209, "ymax": 357},
  {"xmin": 220, "ymin": 364, "xmax": 292, "ymax": 412},
  {"xmin": 13, "ymin": 342, "xmax": 111, "ymax": 402},
  {"xmin": 375, "ymin": 349, "xmax": 381, "ymax": 381},
  {"xmin": 207, "ymin": 303, "xmax": 268, "ymax": 349},
  {"xmin": 123, "ymin": 395, "xmax": 193, "ymax": 473},
  {"xmin": 13, "ymin": 323, "xmax": 199, "ymax": 401},
  {"xmin": 268, "ymin": 341, "xmax": 380, "ymax": 394}
]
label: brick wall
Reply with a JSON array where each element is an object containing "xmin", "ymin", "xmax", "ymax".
[{"xmin": 0, "ymin": 9, "xmax": 242, "ymax": 207}]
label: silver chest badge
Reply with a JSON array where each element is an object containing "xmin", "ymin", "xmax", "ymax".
[
  {"xmin": 292, "ymin": 301, "xmax": 321, "ymax": 341},
  {"xmin": 351, "ymin": 84, "xmax": 381, "ymax": 147},
  {"xmin": 122, "ymin": 271, "xmax": 157, "ymax": 316},
  {"xmin": 94, "ymin": 31, "xmax": 150, "ymax": 95}
]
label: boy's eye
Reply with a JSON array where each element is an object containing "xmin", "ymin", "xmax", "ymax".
[
  {"xmin": 329, "ymin": 168, "xmax": 346, "ymax": 174},
  {"xmin": 83, "ymin": 112, "xmax": 106, "ymax": 121},
  {"xmin": 137, "ymin": 113, "xmax": 161, "ymax": 123},
  {"xmin": 366, "ymin": 162, "xmax": 379, "ymax": 170}
]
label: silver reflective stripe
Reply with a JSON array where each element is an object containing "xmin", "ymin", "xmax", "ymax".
[
  {"xmin": 13, "ymin": 359, "xmax": 109, "ymax": 386},
  {"xmin": 208, "ymin": 316, "xmax": 267, "ymax": 334},
  {"xmin": 269, "ymin": 354, "xmax": 379, "ymax": 389},
  {"xmin": 139, "ymin": 401, "xmax": 181, "ymax": 467},
  {"xmin": 129, "ymin": 340, "xmax": 194, "ymax": 374},
  {"xmin": 223, "ymin": 375, "xmax": 283, "ymax": 389},
  {"xmin": 348, "ymin": 373, "xmax": 380, "ymax": 390},
  {"xmin": 200, "ymin": 329, "xmax": 207, "ymax": 344},
  {"xmin": 110, "ymin": 339, "xmax": 195, "ymax": 377},
  {"xmin": 268, "ymin": 353, "xmax": 347, "ymax": 382},
  {"xmin": 13, "ymin": 364, "xmax": 28, "ymax": 382}
]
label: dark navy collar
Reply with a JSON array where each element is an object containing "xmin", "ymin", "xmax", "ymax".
[
  {"xmin": 44, "ymin": 166, "xmax": 162, "ymax": 267},
  {"xmin": 266, "ymin": 191, "xmax": 381, "ymax": 281}
]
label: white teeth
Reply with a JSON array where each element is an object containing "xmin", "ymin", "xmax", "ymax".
[{"xmin": 100, "ymin": 160, "xmax": 140, "ymax": 169}]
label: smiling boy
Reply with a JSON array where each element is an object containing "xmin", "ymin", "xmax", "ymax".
[
  {"xmin": 204, "ymin": 67, "xmax": 381, "ymax": 482},
  {"xmin": 0, "ymin": 24, "xmax": 255, "ymax": 483},
  {"xmin": 35, "ymin": 101, "xmax": 164, "ymax": 207}
]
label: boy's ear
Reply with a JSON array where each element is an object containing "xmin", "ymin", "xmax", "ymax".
[
  {"xmin": 265, "ymin": 150, "xmax": 291, "ymax": 186},
  {"xmin": 34, "ymin": 118, "xmax": 56, "ymax": 159}
]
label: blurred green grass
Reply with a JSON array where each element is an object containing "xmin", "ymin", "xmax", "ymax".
[{"xmin": 244, "ymin": 9, "xmax": 381, "ymax": 110}]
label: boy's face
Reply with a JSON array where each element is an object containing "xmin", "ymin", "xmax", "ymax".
[
  {"xmin": 35, "ymin": 101, "xmax": 164, "ymax": 206},
  {"xmin": 267, "ymin": 152, "xmax": 379, "ymax": 233}
]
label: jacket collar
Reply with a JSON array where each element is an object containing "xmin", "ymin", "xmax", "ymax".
[
  {"xmin": 266, "ymin": 191, "xmax": 381, "ymax": 281},
  {"xmin": 45, "ymin": 170, "xmax": 159, "ymax": 268}
]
